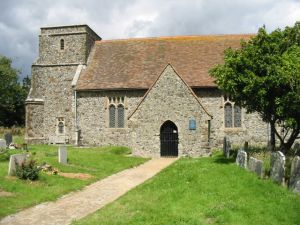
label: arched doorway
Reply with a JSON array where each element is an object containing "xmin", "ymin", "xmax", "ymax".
[{"xmin": 160, "ymin": 120, "xmax": 178, "ymax": 157}]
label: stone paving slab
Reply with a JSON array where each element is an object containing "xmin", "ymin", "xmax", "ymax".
[{"xmin": 0, "ymin": 158, "xmax": 177, "ymax": 225}]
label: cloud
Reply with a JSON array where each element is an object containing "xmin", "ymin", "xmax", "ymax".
[{"xmin": 0, "ymin": 0, "xmax": 299, "ymax": 80}]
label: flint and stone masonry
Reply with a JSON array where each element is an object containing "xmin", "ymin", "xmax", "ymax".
[{"xmin": 26, "ymin": 24, "xmax": 270, "ymax": 157}]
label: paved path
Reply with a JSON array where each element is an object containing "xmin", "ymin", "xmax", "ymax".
[{"xmin": 0, "ymin": 158, "xmax": 177, "ymax": 225}]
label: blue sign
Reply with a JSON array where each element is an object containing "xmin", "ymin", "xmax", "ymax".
[{"xmin": 189, "ymin": 119, "xmax": 196, "ymax": 130}]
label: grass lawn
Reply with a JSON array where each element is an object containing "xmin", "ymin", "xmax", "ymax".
[
  {"xmin": 74, "ymin": 153, "xmax": 300, "ymax": 225},
  {"xmin": 0, "ymin": 145, "xmax": 147, "ymax": 218}
]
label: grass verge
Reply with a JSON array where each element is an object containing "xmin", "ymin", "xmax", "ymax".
[
  {"xmin": 74, "ymin": 152, "xmax": 300, "ymax": 225},
  {"xmin": 0, "ymin": 145, "xmax": 147, "ymax": 218}
]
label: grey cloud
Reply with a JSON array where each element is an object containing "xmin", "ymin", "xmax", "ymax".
[{"xmin": 0, "ymin": 0, "xmax": 299, "ymax": 81}]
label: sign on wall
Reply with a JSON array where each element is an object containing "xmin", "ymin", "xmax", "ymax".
[{"xmin": 189, "ymin": 119, "xmax": 196, "ymax": 130}]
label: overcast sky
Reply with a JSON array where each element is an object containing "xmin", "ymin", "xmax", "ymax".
[{"xmin": 0, "ymin": 0, "xmax": 300, "ymax": 80}]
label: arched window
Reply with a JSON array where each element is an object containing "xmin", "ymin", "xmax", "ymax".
[
  {"xmin": 58, "ymin": 122, "xmax": 64, "ymax": 134},
  {"xmin": 117, "ymin": 105, "xmax": 125, "ymax": 128},
  {"xmin": 109, "ymin": 105, "xmax": 116, "ymax": 128},
  {"xmin": 224, "ymin": 95, "xmax": 242, "ymax": 128},
  {"xmin": 234, "ymin": 105, "xmax": 241, "ymax": 127},
  {"xmin": 224, "ymin": 103, "xmax": 233, "ymax": 128},
  {"xmin": 60, "ymin": 39, "xmax": 65, "ymax": 50}
]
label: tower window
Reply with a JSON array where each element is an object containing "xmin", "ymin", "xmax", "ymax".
[
  {"xmin": 57, "ymin": 117, "xmax": 65, "ymax": 134},
  {"xmin": 58, "ymin": 122, "xmax": 64, "ymax": 134},
  {"xmin": 60, "ymin": 39, "xmax": 65, "ymax": 50}
]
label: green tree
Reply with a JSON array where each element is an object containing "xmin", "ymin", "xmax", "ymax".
[
  {"xmin": 0, "ymin": 55, "xmax": 30, "ymax": 126},
  {"xmin": 210, "ymin": 22, "xmax": 300, "ymax": 154}
]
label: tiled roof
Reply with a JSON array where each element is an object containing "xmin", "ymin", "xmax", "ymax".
[{"xmin": 76, "ymin": 34, "xmax": 252, "ymax": 90}]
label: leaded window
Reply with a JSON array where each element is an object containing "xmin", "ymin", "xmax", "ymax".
[
  {"xmin": 224, "ymin": 95, "xmax": 242, "ymax": 128},
  {"xmin": 109, "ymin": 105, "xmax": 116, "ymax": 128},
  {"xmin": 117, "ymin": 105, "xmax": 125, "ymax": 128},
  {"xmin": 234, "ymin": 105, "xmax": 241, "ymax": 127},
  {"xmin": 108, "ymin": 96, "xmax": 126, "ymax": 128},
  {"xmin": 224, "ymin": 103, "xmax": 233, "ymax": 128}
]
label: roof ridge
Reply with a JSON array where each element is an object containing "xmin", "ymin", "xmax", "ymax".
[{"xmin": 96, "ymin": 34, "xmax": 254, "ymax": 43}]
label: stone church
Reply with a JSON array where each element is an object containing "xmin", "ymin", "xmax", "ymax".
[{"xmin": 25, "ymin": 24, "xmax": 268, "ymax": 157}]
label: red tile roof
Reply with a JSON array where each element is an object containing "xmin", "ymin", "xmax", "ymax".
[{"xmin": 76, "ymin": 34, "xmax": 252, "ymax": 90}]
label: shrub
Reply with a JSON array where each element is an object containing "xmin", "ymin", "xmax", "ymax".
[
  {"xmin": 0, "ymin": 148, "xmax": 11, "ymax": 161},
  {"xmin": 15, "ymin": 159, "xmax": 41, "ymax": 181},
  {"xmin": 110, "ymin": 146, "xmax": 131, "ymax": 155}
]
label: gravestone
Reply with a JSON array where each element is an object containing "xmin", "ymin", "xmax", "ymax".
[
  {"xmin": 248, "ymin": 157, "xmax": 264, "ymax": 178},
  {"xmin": 223, "ymin": 136, "xmax": 227, "ymax": 156},
  {"xmin": 4, "ymin": 133, "xmax": 12, "ymax": 147},
  {"xmin": 0, "ymin": 139, "xmax": 6, "ymax": 149},
  {"xmin": 225, "ymin": 140, "xmax": 231, "ymax": 159},
  {"xmin": 292, "ymin": 180, "xmax": 300, "ymax": 194},
  {"xmin": 8, "ymin": 154, "xmax": 28, "ymax": 176},
  {"xmin": 58, "ymin": 146, "xmax": 67, "ymax": 164},
  {"xmin": 223, "ymin": 136, "xmax": 230, "ymax": 158},
  {"xmin": 270, "ymin": 151, "xmax": 285, "ymax": 185},
  {"xmin": 236, "ymin": 149, "xmax": 247, "ymax": 169},
  {"xmin": 289, "ymin": 156, "xmax": 300, "ymax": 193}
]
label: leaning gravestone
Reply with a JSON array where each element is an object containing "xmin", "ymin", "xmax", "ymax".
[
  {"xmin": 236, "ymin": 149, "xmax": 247, "ymax": 169},
  {"xmin": 270, "ymin": 151, "xmax": 285, "ymax": 185},
  {"xmin": 289, "ymin": 156, "xmax": 300, "ymax": 194},
  {"xmin": 248, "ymin": 157, "xmax": 264, "ymax": 178},
  {"xmin": 4, "ymin": 133, "xmax": 12, "ymax": 147},
  {"xmin": 8, "ymin": 154, "xmax": 28, "ymax": 176},
  {"xmin": 0, "ymin": 139, "xmax": 6, "ymax": 149},
  {"xmin": 58, "ymin": 146, "xmax": 67, "ymax": 164}
]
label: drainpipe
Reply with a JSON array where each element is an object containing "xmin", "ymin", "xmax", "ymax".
[{"xmin": 74, "ymin": 90, "xmax": 78, "ymax": 146}]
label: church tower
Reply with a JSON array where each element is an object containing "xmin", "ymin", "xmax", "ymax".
[{"xmin": 26, "ymin": 25, "xmax": 101, "ymax": 144}]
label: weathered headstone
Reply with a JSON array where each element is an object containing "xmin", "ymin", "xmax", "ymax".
[
  {"xmin": 248, "ymin": 156, "xmax": 264, "ymax": 178},
  {"xmin": 270, "ymin": 151, "xmax": 285, "ymax": 185},
  {"xmin": 236, "ymin": 149, "xmax": 247, "ymax": 169},
  {"xmin": 4, "ymin": 133, "xmax": 12, "ymax": 147},
  {"xmin": 58, "ymin": 146, "xmax": 67, "ymax": 164},
  {"xmin": 8, "ymin": 154, "xmax": 28, "ymax": 176},
  {"xmin": 292, "ymin": 180, "xmax": 300, "ymax": 194},
  {"xmin": 0, "ymin": 139, "xmax": 6, "ymax": 149},
  {"xmin": 223, "ymin": 136, "xmax": 227, "ymax": 156},
  {"xmin": 223, "ymin": 136, "xmax": 231, "ymax": 158},
  {"xmin": 289, "ymin": 156, "xmax": 300, "ymax": 194}
]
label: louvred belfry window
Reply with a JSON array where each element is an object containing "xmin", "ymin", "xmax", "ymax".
[{"xmin": 60, "ymin": 39, "xmax": 64, "ymax": 50}]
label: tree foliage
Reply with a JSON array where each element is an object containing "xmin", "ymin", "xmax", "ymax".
[
  {"xmin": 0, "ymin": 55, "xmax": 30, "ymax": 126},
  {"xmin": 210, "ymin": 22, "xmax": 300, "ymax": 154}
]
